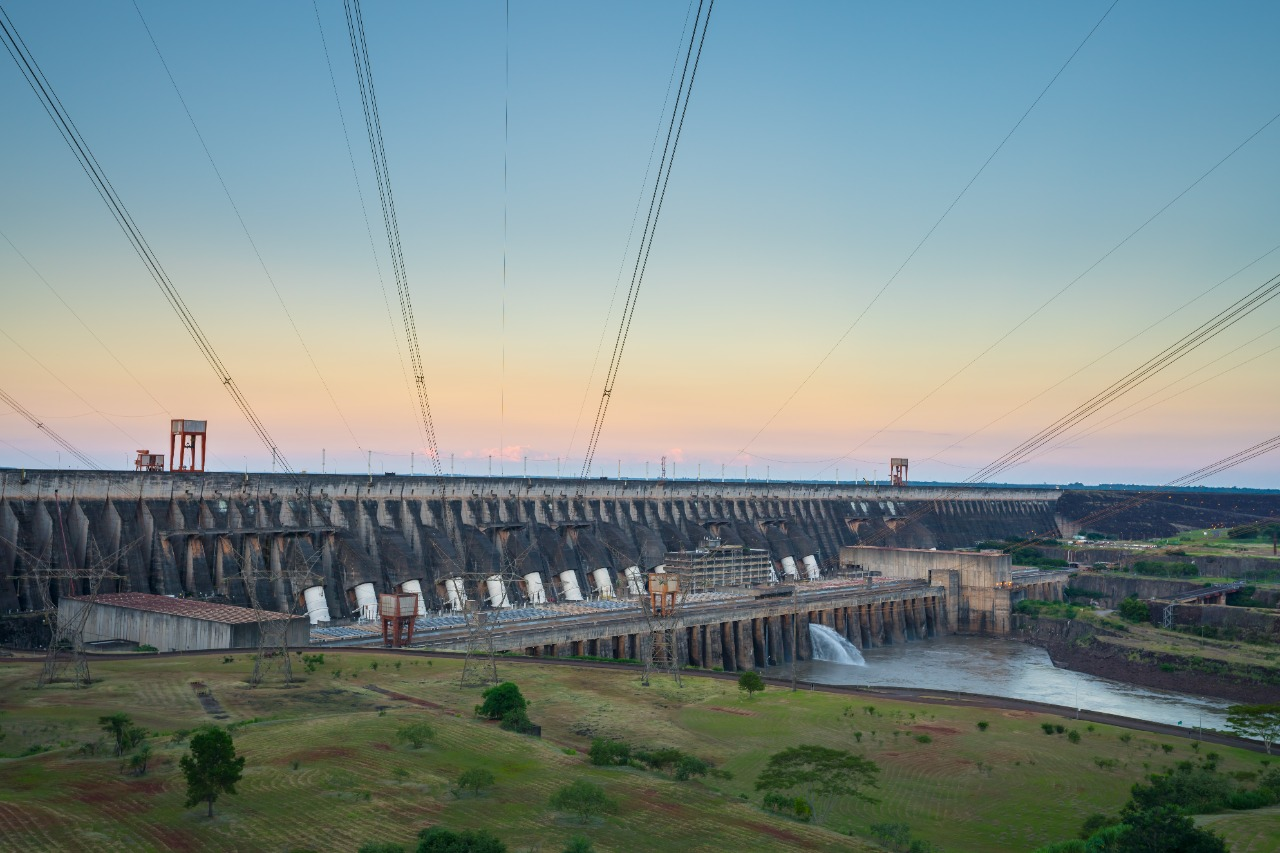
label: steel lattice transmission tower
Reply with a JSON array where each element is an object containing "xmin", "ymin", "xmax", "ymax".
[
  {"xmin": 639, "ymin": 572, "xmax": 683, "ymax": 688},
  {"xmin": 459, "ymin": 531, "xmax": 536, "ymax": 687},
  {"xmin": 5, "ymin": 529, "xmax": 135, "ymax": 688},
  {"xmin": 223, "ymin": 534, "xmax": 320, "ymax": 687}
]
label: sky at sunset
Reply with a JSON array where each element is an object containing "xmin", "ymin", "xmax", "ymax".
[{"xmin": 2, "ymin": 1, "xmax": 1279, "ymax": 486}]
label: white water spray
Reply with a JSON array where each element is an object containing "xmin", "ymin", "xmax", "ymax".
[{"xmin": 808, "ymin": 624, "xmax": 866, "ymax": 666}]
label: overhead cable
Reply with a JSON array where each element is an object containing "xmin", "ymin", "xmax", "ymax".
[
  {"xmin": 964, "ymin": 270, "xmax": 1280, "ymax": 484},
  {"xmin": 819, "ymin": 106, "xmax": 1280, "ymax": 476},
  {"xmin": 564, "ymin": 0, "xmax": 700, "ymax": 467},
  {"xmin": 311, "ymin": 0, "xmax": 422, "ymax": 456},
  {"xmin": 0, "ymin": 5, "xmax": 292, "ymax": 473},
  {"xmin": 342, "ymin": 0, "xmax": 444, "ymax": 475},
  {"xmin": 917, "ymin": 237, "xmax": 1280, "ymax": 469},
  {"xmin": 132, "ymin": 0, "xmax": 367, "ymax": 461},
  {"xmin": 0, "ymin": 386, "xmax": 100, "ymax": 470},
  {"xmin": 736, "ymin": 0, "xmax": 1122, "ymax": 462},
  {"xmin": 580, "ymin": 0, "xmax": 715, "ymax": 477}
]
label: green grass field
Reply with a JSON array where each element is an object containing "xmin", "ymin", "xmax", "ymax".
[{"xmin": 0, "ymin": 651, "xmax": 1272, "ymax": 852}]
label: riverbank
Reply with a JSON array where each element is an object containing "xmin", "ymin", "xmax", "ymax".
[{"xmin": 1012, "ymin": 614, "xmax": 1280, "ymax": 704}]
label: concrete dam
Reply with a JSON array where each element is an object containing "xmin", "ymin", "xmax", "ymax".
[{"xmin": 0, "ymin": 470, "xmax": 1064, "ymax": 623}]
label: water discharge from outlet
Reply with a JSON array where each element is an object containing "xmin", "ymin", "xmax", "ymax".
[{"xmin": 808, "ymin": 624, "xmax": 867, "ymax": 666}]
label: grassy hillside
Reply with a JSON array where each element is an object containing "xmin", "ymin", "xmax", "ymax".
[{"xmin": 0, "ymin": 651, "xmax": 1270, "ymax": 852}]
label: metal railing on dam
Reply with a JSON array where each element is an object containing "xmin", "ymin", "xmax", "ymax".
[{"xmin": 314, "ymin": 578, "xmax": 946, "ymax": 673}]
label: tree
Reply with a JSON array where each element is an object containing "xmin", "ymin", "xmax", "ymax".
[
  {"xmin": 549, "ymin": 779, "xmax": 614, "ymax": 823},
  {"xmin": 1226, "ymin": 704, "xmax": 1280, "ymax": 754},
  {"xmin": 398, "ymin": 721, "xmax": 436, "ymax": 749},
  {"xmin": 562, "ymin": 837, "xmax": 594, "ymax": 853},
  {"xmin": 1117, "ymin": 596, "xmax": 1150, "ymax": 623},
  {"xmin": 1114, "ymin": 806, "xmax": 1226, "ymax": 853},
  {"xmin": 738, "ymin": 671, "xmax": 766, "ymax": 699},
  {"xmin": 1127, "ymin": 760, "xmax": 1235, "ymax": 814},
  {"xmin": 417, "ymin": 826, "xmax": 506, "ymax": 853},
  {"xmin": 128, "ymin": 743, "xmax": 153, "ymax": 776},
  {"xmin": 754, "ymin": 744, "xmax": 879, "ymax": 824},
  {"xmin": 99, "ymin": 713, "xmax": 146, "ymax": 757},
  {"xmin": 180, "ymin": 726, "xmax": 245, "ymax": 818},
  {"xmin": 456, "ymin": 768, "xmax": 495, "ymax": 797},
  {"xmin": 476, "ymin": 682, "xmax": 527, "ymax": 720}
]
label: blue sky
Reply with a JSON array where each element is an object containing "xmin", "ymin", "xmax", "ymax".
[{"xmin": 2, "ymin": 1, "xmax": 1279, "ymax": 486}]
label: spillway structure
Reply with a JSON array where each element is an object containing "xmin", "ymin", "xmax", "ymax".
[{"xmin": 7, "ymin": 469, "xmax": 1263, "ymax": 664}]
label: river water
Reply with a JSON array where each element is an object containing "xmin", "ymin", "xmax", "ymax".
[{"xmin": 764, "ymin": 633, "xmax": 1230, "ymax": 731}]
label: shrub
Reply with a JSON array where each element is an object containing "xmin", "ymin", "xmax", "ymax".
[
  {"xmin": 674, "ymin": 754, "xmax": 709, "ymax": 780},
  {"xmin": 416, "ymin": 826, "xmax": 506, "ymax": 853},
  {"xmin": 1079, "ymin": 813, "xmax": 1118, "ymax": 839},
  {"xmin": 588, "ymin": 738, "xmax": 631, "ymax": 766},
  {"xmin": 476, "ymin": 682, "xmax": 528, "ymax": 721},
  {"xmin": 915, "ymin": 734, "xmax": 932, "ymax": 744},
  {"xmin": 562, "ymin": 837, "xmax": 594, "ymax": 853},
  {"xmin": 397, "ymin": 722, "xmax": 435, "ymax": 749},
  {"xmin": 549, "ymin": 779, "xmax": 613, "ymax": 823},
  {"xmin": 499, "ymin": 708, "xmax": 536, "ymax": 735},
  {"xmin": 976, "ymin": 721, "xmax": 989, "ymax": 731},
  {"xmin": 455, "ymin": 768, "xmax": 495, "ymax": 798},
  {"xmin": 634, "ymin": 746, "xmax": 684, "ymax": 771},
  {"xmin": 1067, "ymin": 730, "xmax": 1081, "ymax": 744},
  {"xmin": 870, "ymin": 822, "xmax": 912, "ymax": 850},
  {"xmin": 1041, "ymin": 723, "xmax": 1056, "ymax": 735},
  {"xmin": 1117, "ymin": 596, "xmax": 1151, "ymax": 623}
]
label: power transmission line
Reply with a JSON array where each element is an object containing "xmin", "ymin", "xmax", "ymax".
[
  {"xmin": 843, "ymin": 264, "xmax": 1280, "ymax": 547},
  {"xmin": 917, "ymin": 238, "xmax": 1280, "ymax": 470},
  {"xmin": 0, "ymin": 5, "xmax": 292, "ymax": 472},
  {"xmin": 131, "ymin": 0, "xmax": 366, "ymax": 461},
  {"xmin": 735, "ymin": 0, "xmax": 1122, "ymax": 462},
  {"xmin": 1022, "ymin": 323, "xmax": 1280, "ymax": 468},
  {"xmin": 0, "ymin": 326, "xmax": 152, "ymax": 451},
  {"xmin": 311, "ymin": 0, "xmax": 422, "ymax": 461},
  {"xmin": 580, "ymin": 0, "xmax": 715, "ymax": 477},
  {"xmin": 1, "ymin": 227, "xmax": 172, "ymax": 420},
  {"xmin": 0, "ymin": 386, "xmax": 99, "ymax": 469},
  {"xmin": 815, "ymin": 107, "xmax": 1280, "ymax": 476},
  {"xmin": 564, "ymin": 0, "xmax": 700, "ymax": 468},
  {"xmin": 500, "ymin": 0, "xmax": 510, "ymax": 473},
  {"xmin": 342, "ymin": 0, "xmax": 443, "ymax": 475},
  {"xmin": 964, "ymin": 270, "xmax": 1280, "ymax": 484}
]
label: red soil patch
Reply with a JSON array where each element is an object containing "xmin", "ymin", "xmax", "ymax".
[
  {"xmin": 72, "ymin": 779, "xmax": 122, "ymax": 805},
  {"xmin": 371, "ymin": 742, "xmax": 392, "ymax": 751},
  {"xmin": 912, "ymin": 724, "xmax": 959, "ymax": 735},
  {"xmin": 707, "ymin": 706, "xmax": 756, "ymax": 716},
  {"xmin": 292, "ymin": 745, "xmax": 357, "ymax": 762},
  {"xmin": 130, "ymin": 780, "xmax": 166, "ymax": 795},
  {"xmin": 152, "ymin": 826, "xmax": 202, "ymax": 852},
  {"xmin": 736, "ymin": 820, "xmax": 813, "ymax": 846},
  {"xmin": 365, "ymin": 685, "xmax": 448, "ymax": 711}
]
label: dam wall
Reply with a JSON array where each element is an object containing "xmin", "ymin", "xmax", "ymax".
[{"xmin": 0, "ymin": 469, "xmax": 1064, "ymax": 619}]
